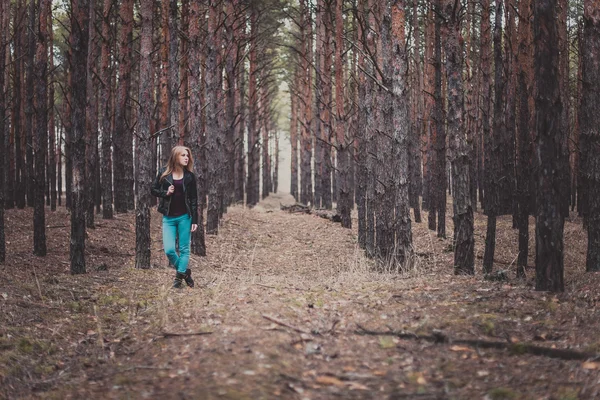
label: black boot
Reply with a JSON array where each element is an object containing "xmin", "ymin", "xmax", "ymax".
[
  {"xmin": 184, "ymin": 269, "xmax": 195, "ymax": 288},
  {"xmin": 173, "ymin": 272, "xmax": 186, "ymax": 289}
]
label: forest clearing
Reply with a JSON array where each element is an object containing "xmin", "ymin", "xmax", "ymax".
[{"xmin": 1, "ymin": 193, "xmax": 599, "ymax": 399}]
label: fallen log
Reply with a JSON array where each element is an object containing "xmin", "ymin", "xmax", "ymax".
[{"xmin": 280, "ymin": 203, "xmax": 311, "ymax": 214}]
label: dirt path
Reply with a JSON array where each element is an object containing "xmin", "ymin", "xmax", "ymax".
[{"xmin": 1, "ymin": 195, "xmax": 600, "ymax": 399}]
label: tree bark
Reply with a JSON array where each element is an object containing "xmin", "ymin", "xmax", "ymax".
[
  {"xmin": 516, "ymin": 0, "xmax": 534, "ymax": 278},
  {"xmin": 433, "ymin": 0, "xmax": 446, "ymax": 239},
  {"xmin": 47, "ymin": 2, "xmax": 56, "ymax": 211},
  {"xmin": 247, "ymin": 6, "xmax": 259, "ymax": 207},
  {"xmin": 533, "ymin": 0, "xmax": 565, "ymax": 292},
  {"xmin": 581, "ymin": 0, "xmax": 600, "ymax": 272},
  {"xmin": 335, "ymin": 0, "xmax": 351, "ymax": 228},
  {"xmin": 0, "ymin": 0, "xmax": 6, "ymax": 262},
  {"xmin": 189, "ymin": 0, "xmax": 206, "ymax": 256},
  {"xmin": 135, "ymin": 0, "xmax": 154, "ymax": 269},
  {"xmin": 442, "ymin": 0, "xmax": 474, "ymax": 274},
  {"xmin": 356, "ymin": 0, "xmax": 368, "ymax": 247},
  {"xmin": 100, "ymin": 0, "xmax": 113, "ymax": 219},
  {"xmin": 25, "ymin": 0, "xmax": 35, "ymax": 208},
  {"xmin": 85, "ymin": 0, "xmax": 98, "ymax": 228},
  {"xmin": 113, "ymin": 0, "xmax": 134, "ymax": 213},
  {"xmin": 483, "ymin": 0, "xmax": 499, "ymax": 274},
  {"xmin": 290, "ymin": 78, "xmax": 299, "ymax": 201},
  {"xmin": 390, "ymin": 0, "xmax": 412, "ymax": 265},
  {"xmin": 205, "ymin": 0, "xmax": 223, "ymax": 233},
  {"xmin": 33, "ymin": 0, "xmax": 50, "ymax": 256},
  {"xmin": 69, "ymin": 0, "xmax": 90, "ymax": 274}
]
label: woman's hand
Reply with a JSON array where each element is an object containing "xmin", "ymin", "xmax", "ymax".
[
  {"xmin": 166, "ymin": 185, "xmax": 175, "ymax": 196},
  {"xmin": 191, "ymin": 224, "xmax": 198, "ymax": 232}
]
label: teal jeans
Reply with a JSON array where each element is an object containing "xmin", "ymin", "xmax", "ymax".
[{"xmin": 162, "ymin": 214, "xmax": 191, "ymax": 274}]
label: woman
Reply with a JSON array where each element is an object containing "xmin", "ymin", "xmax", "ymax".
[{"xmin": 151, "ymin": 146, "xmax": 198, "ymax": 288}]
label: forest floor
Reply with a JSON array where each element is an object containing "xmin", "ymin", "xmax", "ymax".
[{"xmin": 1, "ymin": 193, "xmax": 600, "ymax": 400}]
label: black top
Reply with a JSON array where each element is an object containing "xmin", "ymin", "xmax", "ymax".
[{"xmin": 169, "ymin": 178, "xmax": 187, "ymax": 216}]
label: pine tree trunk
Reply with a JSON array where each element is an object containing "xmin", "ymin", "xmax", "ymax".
[
  {"xmin": 15, "ymin": 1, "xmax": 26, "ymax": 210},
  {"xmin": 0, "ymin": 0, "xmax": 6, "ymax": 262},
  {"xmin": 391, "ymin": 0, "xmax": 412, "ymax": 264},
  {"xmin": 113, "ymin": 0, "xmax": 133, "ymax": 213},
  {"xmin": 33, "ymin": 0, "xmax": 50, "ymax": 256},
  {"xmin": 433, "ymin": 1, "xmax": 446, "ymax": 239},
  {"xmin": 135, "ymin": 0, "xmax": 154, "ymax": 269},
  {"xmin": 335, "ymin": 0, "xmax": 350, "ymax": 228},
  {"xmin": 69, "ymin": 0, "xmax": 90, "ymax": 274},
  {"xmin": 365, "ymin": 5, "xmax": 376, "ymax": 257},
  {"xmin": 356, "ymin": 0, "xmax": 368, "ymax": 248},
  {"xmin": 442, "ymin": 0, "xmax": 474, "ymax": 274},
  {"xmin": 47, "ymin": 2, "xmax": 56, "ymax": 211},
  {"xmin": 189, "ymin": 0, "xmax": 206, "ymax": 256},
  {"xmin": 505, "ymin": 0, "xmax": 518, "ymax": 228},
  {"xmin": 482, "ymin": 0, "xmax": 496, "ymax": 274},
  {"xmin": 581, "ymin": 0, "xmax": 600, "ymax": 272},
  {"xmin": 290, "ymin": 83, "xmax": 299, "ymax": 201},
  {"xmin": 169, "ymin": 0, "xmax": 180, "ymax": 148},
  {"xmin": 85, "ymin": 0, "xmax": 98, "ymax": 228},
  {"xmin": 300, "ymin": 0, "xmax": 313, "ymax": 207},
  {"xmin": 159, "ymin": 0, "xmax": 171, "ymax": 164},
  {"xmin": 179, "ymin": 0, "xmax": 189, "ymax": 143},
  {"xmin": 425, "ymin": 3, "xmax": 436, "ymax": 229},
  {"xmin": 234, "ymin": 32, "xmax": 246, "ymax": 204},
  {"xmin": 321, "ymin": 4, "xmax": 332, "ymax": 210},
  {"xmin": 246, "ymin": 7, "xmax": 259, "ymax": 207},
  {"xmin": 261, "ymin": 78, "xmax": 270, "ymax": 199},
  {"xmin": 516, "ymin": 0, "xmax": 533, "ymax": 278},
  {"xmin": 409, "ymin": 0, "xmax": 422, "ymax": 223},
  {"xmin": 534, "ymin": 0, "xmax": 565, "ymax": 292},
  {"xmin": 4, "ymin": 3, "xmax": 14, "ymax": 210},
  {"xmin": 558, "ymin": 0, "xmax": 571, "ymax": 216},
  {"xmin": 206, "ymin": 1, "xmax": 222, "ymax": 234},
  {"xmin": 25, "ymin": 0, "xmax": 35, "ymax": 208},
  {"xmin": 100, "ymin": 0, "xmax": 113, "ymax": 219}
]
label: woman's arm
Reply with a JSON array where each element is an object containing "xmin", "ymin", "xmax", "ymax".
[{"xmin": 151, "ymin": 170, "xmax": 168, "ymax": 198}]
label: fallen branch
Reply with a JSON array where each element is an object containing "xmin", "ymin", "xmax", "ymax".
[
  {"xmin": 280, "ymin": 203, "xmax": 311, "ymax": 214},
  {"xmin": 313, "ymin": 209, "xmax": 342, "ymax": 223},
  {"xmin": 262, "ymin": 314, "xmax": 311, "ymax": 335},
  {"xmin": 159, "ymin": 331, "xmax": 213, "ymax": 338},
  {"xmin": 122, "ymin": 365, "xmax": 173, "ymax": 371},
  {"xmin": 354, "ymin": 324, "xmax": 599, "ymax": 361},
  {"xmin": 280, "ymin": 203, "xmax": 343, "ymax": 223}
]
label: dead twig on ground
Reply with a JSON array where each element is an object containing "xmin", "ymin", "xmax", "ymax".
[
  {"xmin": 354, "ymin": 324, "xmax": 599, "ymax": 361},
  {"xmin": 262, "ymin": 314, "xmax": 311, "ymax": 335},
  {"xmin": 159, "ymin": 331, "xmax": 213, "ymax": 338}
]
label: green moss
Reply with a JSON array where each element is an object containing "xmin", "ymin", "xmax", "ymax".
[
  {"xmin": 487, "ymin": 387, "xmax": 518, "ymax": 400},
  {"xmin": 509, "ymin": 342, "xmax": 528, "ymax": 355},
  {"xmin": 557, "ymin": 387, "xmax": 579, "ymax": 400},
  {"xmin": 17, "ymin": 338, "xmax": 34, "ymax": 354},
  {"xmin": 379, "ymin": 336, "xmax": 395, "ymax": 349}
]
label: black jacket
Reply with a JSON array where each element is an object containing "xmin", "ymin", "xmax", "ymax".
[{"xmin": 151, "ymin": 167, "xmax": 198, "ymax": 225}]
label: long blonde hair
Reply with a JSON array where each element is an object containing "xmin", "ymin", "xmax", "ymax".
[{"xmin": 160, "ymin": 146, "xmax": 194, "ymax": 182}]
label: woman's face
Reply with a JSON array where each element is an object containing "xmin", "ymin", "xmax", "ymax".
[{"xmin": 177, "ymin": 151, "xmax": 189, "ymax": 167}]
